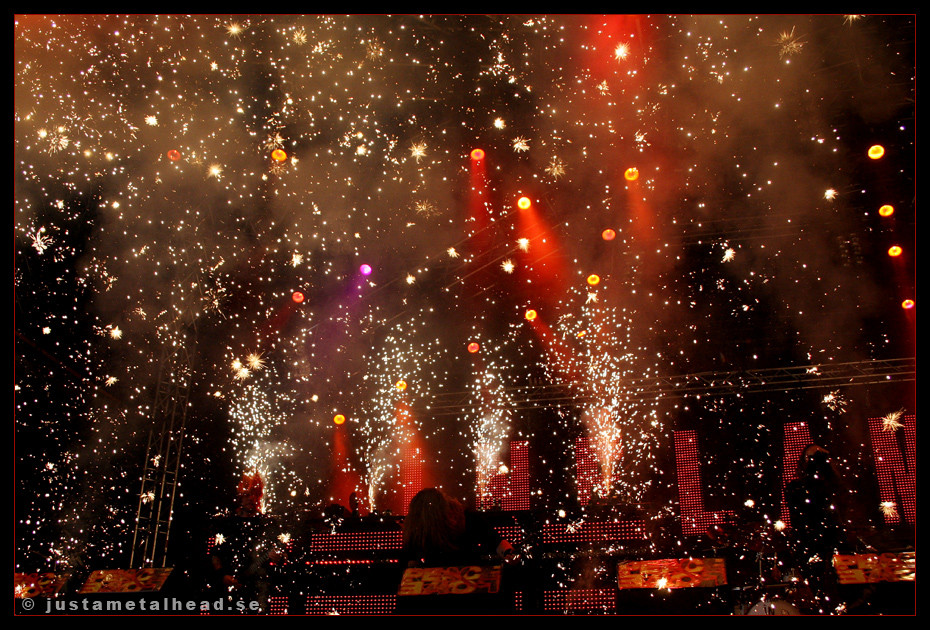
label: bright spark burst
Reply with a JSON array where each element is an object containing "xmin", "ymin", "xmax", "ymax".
[
  {"xmin": 881, "ymin": 409, "xmax": 905, "ymax": 431},
  {"xmin": 516, "ymin": 237, "xmax": 530, "ymax": 251},
  {"xmin": 414, "ymin": 200, "xmax": 438, "ymax": 216},
  {"xmin": 409, "ymin": 142, "xmax": 427, "ymax": 162},
  {"xmin": 822, "ymin": 390, "xmax": 848, "ymax": 412},
  {"xmin": 246, "ymin": 353, "xmax": 265, "ymax": 371},
  {"xmin": 777, "ymin": 27, "xmax": 805, "ymax": 58},
  {"xmin": 512, "ymin": 136, "xmax": 530, "ymax": 152},
  {"xmin": 880, "ymin": 501, "xmax": 898, "ymax": 518},
  {"xmin": 824, "ymin": 188, "xmax": 837, "ymax": 200},
  {"xmin": 501, "ymin": 259, "xmax": 515, "ymax": 273},
  {"xmin": 614, "ymin": 42, "xmax": 630, "ymax": 60},
  {"xmin": 545, "ymin": 156, "xmax": 566, "ymax": 179},
  {"xmin": 29, "ymin": 228, "xmax": 53, "ymax": 254}
]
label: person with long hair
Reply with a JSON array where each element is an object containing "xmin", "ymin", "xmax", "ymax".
[{"xmin": 402, "ymin": 488, "xmax": 514, "ymax": 567}]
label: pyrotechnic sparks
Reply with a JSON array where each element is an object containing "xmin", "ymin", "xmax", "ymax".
[
  {"xmin": 881, "ymin": 409, "xmax": 905, "ymax": 431},
  {"xmin": 13, "ymin": 15, "xmax": 914, "ymax": 604},
  {"xmin": 777, "ymin": 27, "xmax": 805, "ymax": 58},
  {"xmin": 409, "ymin": 142, "xmax": 427, "ymax": 162},
  {"xmin": 545, "ymin": 157, "xmax": 566, "ymax": 179}
]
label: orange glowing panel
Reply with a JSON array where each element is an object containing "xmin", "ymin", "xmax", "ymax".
[
  {"xmin": 624, "ymin": 167, "xmax": 639, "ymax": 181},
  {"xmin": 888, "ymin": 245, "xmax": 902, "ymax": 257},
  {"xmin": 517, "ymin": 196, "xmax": 531, "ymax": 210},
  {"xmin": 879, "ymin": 205, "xmax": 895, "ymax": 217},
  {"xmin": 867, "ymin": 145, "xmax": 885, "ymax": 159},
  {"xmin": 271, "ymin": 148, "xmax": 288, "ymax": 162},
  {"xmin": 470, "ymin": 148, "xmax": 485, "ymax": 161},
  {"xmin": 333, "ymin": 414, "xmax": 346, "ymax": 425},
  {"xmin": 524, "ymin": 309, "xmax": 537, "ymax": 321},
  {"xmin": 601, "ymin": 228, "xmax": 616, "ymax": 241}
]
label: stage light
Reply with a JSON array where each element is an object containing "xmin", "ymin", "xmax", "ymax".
[
  {"xmin": 360, "ymin": 263, "xmax": 372, "ymax": 275},
  {"xmin": 524, "ymin": 309, "xmax": 537, "ymax": 321},
  {"xmin": 395, "ymin": 380, "xmax": 407, "ymax": 391},
  {"xmin": 166, "ymin": 149, "xmax": 181, "ymax": 161},
  {"xmin": 333, "ymin": 414, "xmax": 346, "ymax": 425},
  {"xmin": 902, "ymin": 299, "xmax": 915, "ymax": 309},
  {"xmin": 879, "ymin": 204, "xmax": 894, "ymax": 217},
  {"xmin": 470, "ymin": 148, "xmax": 485, "ymax": 161},
  {"xmin": 867, "ymin": 144, "xmax": 885, "ymax": 159},
  {"xmin": 601, "ymin": 228, "xmax": 616, "ymax": 241},
  {"xmin": 271, "ymin": 148, "xmax": 288, "ymax": 162},
  {"xmin": 624, "ymin": 167, "xmax": 639, "ymax": 181},
  {"xmin": 467, "ymin": 342, "xmax": 480, "ymax": 353},
  {"xmin": 587, "ymin": 274, "xmax": 600, "ymax": 286},
  {"xmin": 517, "ymin": 196, "xmax": 531, "ymax": 210},
  {"xmin": 888, "ymin": 245, "xmax": 902, "ymax": 257},
  {"xmin": 292, "ymin": 291, "xmax": 305, "ymax": 303}
]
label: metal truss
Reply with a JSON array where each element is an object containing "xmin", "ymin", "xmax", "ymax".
[{"xmin": 421, "ymin": 357, "xmax": 915, "ymax": 417}]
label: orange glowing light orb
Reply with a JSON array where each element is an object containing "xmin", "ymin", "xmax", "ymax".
[
  {"xmin": 333, "ymin": 414, "xmax": 346, "ymax": 425},
  {"xmin": 271, "ymin": 148, "xmax": 288, "ymax": 162},
  {"xmin": 517, "ymin": 196, "xmax": 532, "ymax": 210},
  {"xmin": 292, "ymin": 291, "xmax": 305, "ymax": 303},
  {"xmin": 902, "ymin": 299, "xmax": 915, "ymax": 310},
  {"xmin": 624, "ymin": 167, "xmax": 639, "ymax": 181},
  {"xmin": 524, "ymin": 309, "xmax": 537, "ymax": 321},
  {"xmin": 587, "ymin": 274, "xmax": 601, "ymax": 286},
  {"xmin": 167, "ymin": 149, "xmax": 181, "ymax": 162},
  {"xmin": 601, "ymin": 228, "xmax": 616, "ymax": 241},
  {"xmin": 470, "ymin": 148, "xmax": 485, "ymax": 161},
  {"xmin": 879, "ymin": 204, "xmax": 895, "ymax": 217},
  {"xmin": 395, "ymin": 380, "xmax": 407, "ymax": 391},
  {"xmin": 888, "ymin": 245, "xmax": 903, "ymax": 257},
  {"xmin": 867, "ymin": 145, "xmax": 885, "ymax": 159},
  {"xmin": 467, "ymin": 342, "xmax": 480, "ymax": 354}
]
